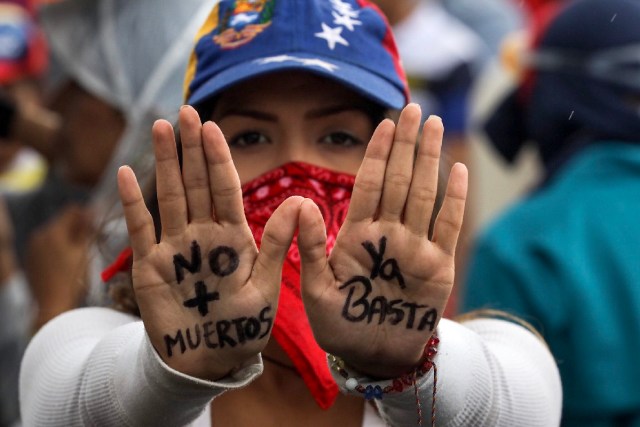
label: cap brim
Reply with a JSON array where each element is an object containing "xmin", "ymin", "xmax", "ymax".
[{"xmin": 187, "ymin": 53, "xmax": 406, "ymax": 110}]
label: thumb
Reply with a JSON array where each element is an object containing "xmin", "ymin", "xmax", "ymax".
[
  {"xmin": 252, "ymin": 196, "xmax": 303, "ymax": 295},
  {"xmin": 298, "ymin": 198, "xmax": 333, "ymax": 301}
]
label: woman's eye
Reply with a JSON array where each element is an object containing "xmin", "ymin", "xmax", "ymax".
[
  {"xmin": 228, "ymin": 132, "xmax": 269, "ymax": 147},
  {"xmin": 319, "ymin": 132, "xmax": 363, "ymax": 147}
]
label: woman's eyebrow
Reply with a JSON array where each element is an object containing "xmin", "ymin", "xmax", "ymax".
[
  {"xmin": 214, "ymin": 104, "xmax": 373, "ymax": 121},
  {"xmin": 305, "ymin": 104, "xmax": 370, "ymax": 119},
  {"xmin": 216, "ymin": 108, "xmax": 278, "ymax": 121}
]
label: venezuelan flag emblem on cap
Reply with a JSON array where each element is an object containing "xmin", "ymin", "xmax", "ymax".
[{"xmin": 211, "ymin": 0, "xmax": 276, "ymax": 49}]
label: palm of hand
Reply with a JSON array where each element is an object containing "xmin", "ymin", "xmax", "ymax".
[
  {"xmin": 132, "ymin": 223, "xmax": 273, "ymax": 379},
  {"xmin": 324, "ymin": 224, "xmax": 451, "ymax": 361},
  {"xmin": 118, "ymin": 107, "xmax": 301, "ymax": 381},
  {"xmin": 299, "ymin": 105, "xmax": 467, "ymax": 378}
]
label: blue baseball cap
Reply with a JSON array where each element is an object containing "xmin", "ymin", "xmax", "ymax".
[{"xmin": 184, "ymin": 0, "xmax": 409, "ymax": 110}]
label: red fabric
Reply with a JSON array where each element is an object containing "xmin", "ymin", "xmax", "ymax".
[
  {"xmin": 357, "ymin": 0, "xmax": 410, "ymax": 103},
  {"xmin": 520, "ymin": 0, "xmax": 565, "ymax": 15},
  {"xmin": 102, "ymin": 162, "xmax": 355, "ymax": 409},
  {"xmin": 101, "ymin": 246, "xmax": 132, "ymax": 282},
  {"xmin": 519, "ymin": 2, "xmax": 569, "ymax": 104},
  {"xmin": 242, "ymin": 161, "xmax": 354, "ymax": 410}
]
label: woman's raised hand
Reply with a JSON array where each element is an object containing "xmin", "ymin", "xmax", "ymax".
[
  {"xmin": 117, "ymin": 106, "xmax": 302, "ymax": 381},
  {"xmin": 298, "ymin": 104, "xmax": 468, "ymax": 378}
]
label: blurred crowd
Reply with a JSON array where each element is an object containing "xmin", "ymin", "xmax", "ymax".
[{"xmin": 1, "ymin": 0, "xmax": 639, "ymax": 426}]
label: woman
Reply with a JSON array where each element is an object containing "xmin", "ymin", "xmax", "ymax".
[{"xmin": 20, "ymin": 0, "xmax": 562, "ymax": 426}]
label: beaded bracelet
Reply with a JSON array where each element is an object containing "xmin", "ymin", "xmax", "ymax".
[
  {"xmin": 328, "ymin": 334, "xmax": 439, "ymax": 426},
  {"xmin": 328, "ymin": 334, "xmax": 439, "ymax": 399}
]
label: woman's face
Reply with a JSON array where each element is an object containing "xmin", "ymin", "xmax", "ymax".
[{"xmin": 211, "ymin": 72, "xmax": 379, "ymax": 184}]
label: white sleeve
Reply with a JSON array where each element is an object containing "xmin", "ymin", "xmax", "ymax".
[
  {"xmin": 19, "ymin": 307, "xmax": 262, "ymax": 427},
  {"xmin": 333, "ymin": 318, "xmax": 562, "ymax": 427}
]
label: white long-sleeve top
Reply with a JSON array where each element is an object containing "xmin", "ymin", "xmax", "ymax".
[{"xmin": 19, "ymin": 308, "xmax": 561, "ymax": 426}]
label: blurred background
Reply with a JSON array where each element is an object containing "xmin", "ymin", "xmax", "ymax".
[{"xmin": 3, "ymin": 0, "xmax": 639, "ymax": 426}]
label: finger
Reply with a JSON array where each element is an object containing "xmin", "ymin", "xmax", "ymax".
[
  {"xmin": 379, "ymin": 103, "xmax": 422, "ymax": 221},
  {"xmin": 345, "ymin": 119, "xmax": 395, "ymax": 223},
  {"xmin": 298, "ymin": 198, "xmax": 334, "ymax": 301},
  {"xmin": 252, "ymin": 196, "xmax": 303, "ymax": 296},
  {"xmin": 154, "ymin": 120, "xmax": 188, "ymax": 237},
  {"xmin": 179, "ymin": 106, "xmax": 212, "ymax": 223},
  {"xmin": 432, "ymin": 163, "xmax": 468, "ymax": 256},
  {"xmin": 117, "ymin": 166, "xmax": 156, "ymax": 258},
  {"xmin": 404, "ymin": 116, "xmax": 443, "ymax": 236},
  {"xmin": 201, "ymin": 121, "xmax": 245, "ymax": 225}
]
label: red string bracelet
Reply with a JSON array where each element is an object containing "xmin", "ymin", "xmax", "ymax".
[{"xmin": 328, "ymin": 334, "xmax": 439, "ymax": 426}]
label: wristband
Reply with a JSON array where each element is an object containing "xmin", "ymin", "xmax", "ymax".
[{"xmin": 328, "ymin": 333, "xmax": 439, "ymax": 426}]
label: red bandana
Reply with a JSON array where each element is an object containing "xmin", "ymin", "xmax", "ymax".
[
  {"xmin": 242, "ymin": 162, "xmax": 354, "ymax": 409},
  {"xmin": 102, "ymin": 162, "xmax": 354, "ymax": 409}
]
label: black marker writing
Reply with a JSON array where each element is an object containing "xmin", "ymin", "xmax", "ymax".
[
  {"xmin": 183, "ymin": 281, "xmax": 220, "ymax": 316},
  {"xmin": 339, "ymin": 236, "xmax": 437, "ymax": 331},
  {"xmin": 172, "ymin": 241, "xmax": 241, "ymax": 316},
  {"xmin": 362, "ymin": 237, "xmax": 405, "ymax": 289},
  {"xmin": 339, "ymin": 277, "xmax": 437, "ymax": 331},
  {"xmin": 174, "ymin": 240, "xmax": 202, "ymax": 283},
  {"xmin": 173, "ymin": 241, "xmax": 240, "ymax": 283},
  {"xmin": 164, "ymin": 306, "xmax": 273, "ymax": 357},
  {"xmin": 209, "ymin": 246, "xmax": 240, "ymax": 277}
]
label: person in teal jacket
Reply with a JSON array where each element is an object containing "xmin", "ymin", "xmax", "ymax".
[{"xmin": 462, "ymin": 1, "xmax": 640, "ymax": 426}]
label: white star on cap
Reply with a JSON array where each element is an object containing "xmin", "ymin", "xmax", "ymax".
[
  {"xmin": 330, "ymin": 0, "xmax": 352, "ymax": 10},
  {"xmin": 332, "ymin": 11, "xmax": 362, "ymax": 31},
  {"xmin": 315, "ymin": 23, "xmax": 349, "ymax": 50},
  {"xmin": 331, "ymin": 0, "xmax": 360, "ymax": 18}
]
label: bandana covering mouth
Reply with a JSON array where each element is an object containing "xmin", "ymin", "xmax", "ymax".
[
  {"xmin": 103, "ymin": 161, "xmax": 355, "ymax": 409},
  {"xmin": 241, "ymin": 161, "xmax": 354, "ymax": 410}
]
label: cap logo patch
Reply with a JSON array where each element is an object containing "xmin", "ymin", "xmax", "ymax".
[{"xmin": 212, "ymin": 0, "xmax": 276, "ymax": 49}]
